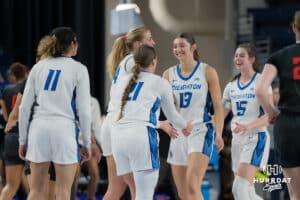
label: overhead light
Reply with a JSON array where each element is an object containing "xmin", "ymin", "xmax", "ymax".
[{"xmin": 110, "ymin": 2, "xmax": 144, "ymax": 36}]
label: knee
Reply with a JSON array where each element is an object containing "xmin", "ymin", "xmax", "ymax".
[{"xmin": 232, "ymin": 176, "xmax": 250, "ymax": 200}]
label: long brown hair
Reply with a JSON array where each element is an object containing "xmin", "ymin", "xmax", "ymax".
[
  {"xmin": 231, "ymin": 43, "xmax": 259, "ymax": 81},
  {"xmin": 107, "ymin": 27, "xmax": 149, "ymax": 80},
  {"xmin": 118, "ymin": 45, "xmax": 157, "ymax": 120},
  {"xmin": 176, "ymin": 32, "xmax": 200, "ymax": 61}
]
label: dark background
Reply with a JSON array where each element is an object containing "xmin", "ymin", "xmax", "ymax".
[{"xmin": 0, "ymin": 0, "xmax": 106, "ymax": 110}]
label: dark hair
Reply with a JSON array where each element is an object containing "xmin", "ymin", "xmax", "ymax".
[
  {"xmin": 49, "ymin": 26, "xmax": 77, "ymax": 57},
  {"xmin": 118, "ymin": 45, "xmax": 156, "ymax": 120},
  {"xmin": 176, "ymin": 33, "xmax": 200, "ymax": 61},
  {"xmin": 231, "ymin": 43, "xmax": 259, "ymax": 81},
  {"xmin": 10, "ymin": 62, "xmax": 27, "ymax": 81}
]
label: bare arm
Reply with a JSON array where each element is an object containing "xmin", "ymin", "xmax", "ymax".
[
  {"xmin": 206, "ymin": 65, "xmax": 224, "ymax": 152},
  {"xmin": 256, "ymin": 64, "xmax": 279, "ymax": 122},
  {"xmin": 5, "ymin": 93, "xmax": 22, "ymax": 133},
  {"xmin": 0, "ymin": 100, "xmax": 8, "ymax": 122}
]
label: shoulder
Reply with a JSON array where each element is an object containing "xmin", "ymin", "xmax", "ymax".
[{"xmin": 163, "ymin": 65, "xmax": 177, "ymax": 80}]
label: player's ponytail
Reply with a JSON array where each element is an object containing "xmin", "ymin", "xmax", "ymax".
[
  {"xmin": 118, "ymin": 64, "xmax": 141, "ymax": 120},
  {"xmin": 107, "ymin": 36, "xmax": 128, "ymax": 80},
  {"xmin": 118, "ymin": 45, "xmax": 157, "ymax": 120},
  {"xmin": 107, "ymin": 27, "xmax": 150, "ymax": 80},
  {"xmin": 36, "ymin": 36, "xmax": 56, "ymax": 60}
]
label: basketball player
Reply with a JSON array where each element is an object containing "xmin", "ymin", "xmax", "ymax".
[
  {"xmin": 103, "ymin": 27, "xmax": 177, "ymax": 200},
  {"xmin": 164, "ymin": 33, "xmax": 224, "ymax": 200},
  {"xmin": 18, "ymin": 27, "xmax": 91, "ymax": 200},
  {"xmin": 223, "ymin": 43, "xmax": 271, "ymax": 200},
  {"xmin": 256, "ymin": 10, "xmax": 300, "ymax": 200},
  {"xmin": 111, "ymin": 45, "xmax": 192, "ymax": 200}
]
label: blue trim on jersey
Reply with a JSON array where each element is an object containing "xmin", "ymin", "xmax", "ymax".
[
  {"xmin": 202, "ymin": 123, "xmax": 214, "ymax": 157},
  {"xmin": 51, "ymin": 70, "xmax": 61, "ymax": 91},
  {"xmin": 176, "ymin": 61, "xmax": 200, "ymax": 81},
  {"xmin": 71, "ymin": 90, "xmax": 79, "ymax": 121},
  {"xmin": 203, "ymin": 92, "xmax": 212, "ymax": 122},
  {"xmin": 44, "ymin": 69, "xmax": 55, "ymax": 90},
  {"xmin": 237, "ymin": 72, "xmax": 257, "ymax": 90},
  {"xmin": 150, "ymin": 98, "xmax": 161, "ymax": 126},
  {"xmin": 147, "ymin": 126, "xmax": 160, "ymax": 169},
  {"xmin": 259, "ymin": 106, "xmax": 264, "ymax": 117},
  {"xmin": 251, "ymin": 132, "xmax": 267, "ymax": 167},
  {"xmin": 113, "ymin": 66, "xmax": 121, "ymax": 84}
]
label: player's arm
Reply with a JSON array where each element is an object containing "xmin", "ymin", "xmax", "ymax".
[
  {"xmin": 19, "ymin": 68, "xmax": 36, "ymax": 160},
  {"xmin": 5, "ymin": 93, "xmax": 22, "ymax": 132},
  {"xmin": 256, "ymin": 64, "xmax": 279, "ymax": 123},
  {"xmin": 222, "ymin": 82, "xmax": 232, "ymax": 119},
  {"xmin": 76, "ymin": 66, "xmax": 92, "ymax": 148},
  {"xmin": 160, "ymin": 78, "xmax": 192, "ymax": 136},
  {"xmin": 0, "ymin": 99, "xmax": 8, "ymax": 122},
  {"xmin": 91, "ymin": 97, "xmax": 102, "ymax": 146},
  {"xmin": 206, "ymin": 65, "xmax": 224, "ymax": 152}
]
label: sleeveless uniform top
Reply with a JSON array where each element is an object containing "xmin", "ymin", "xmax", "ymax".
[
  {"xmin": 168, "ymin": 61, "xmax": 212, "ymax": 125},
  {"xmin": 222, "ymin": 73, "xmax": 272, "ymax": 137}
]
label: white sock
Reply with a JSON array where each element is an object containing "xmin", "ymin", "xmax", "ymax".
[
  {"xmin": 232, "ymin": 176, "xmax": 251, "ymax": 200},
  {"xmin": 249, "ymin": 185, "xmax": 263, "ymax": 200}
]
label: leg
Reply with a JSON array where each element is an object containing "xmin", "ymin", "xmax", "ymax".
[
  {"xmin": 48, "ymin": 180, "xmax": 56, "ymax": 200},
  {"xmin": 54, "ymin": 163, "xmax": 78, "ymax": 200},
  {"xmin": 232, "ymin": 163, "xmax": 261, "ymax": 200},
  {"xmin": 283, "ymin": 167, "xmax": 300, "ymax": 200},
  {"xmin": 103, "ymin": 156, "xmax": 127, "ymax": 200},
  {"xmin": 86, "ymin": 157, "xmax": 100, "ymax": 200},
  {"xmin": 170, "ymin": 164, "xmax": 187, "ymax": 200},
  {"xmin": 27, "ymin": 162, "xmax": 50, "ymax": 200},
  {"xmin": 122, "ymin": 173, "xmax": 136, "ymax": 200},
  {"xmin": 0, "ymin": 160, "xmax": 5, "ymax": 192},
  {"xmin": 70, "ymin": 164, "xmax": 80, "ymax": 200},
  {"xmin": 133, "ymin": 170, "xmax": 159, "ymax": 200},
  {"xmin": 21, "ymin": 170, "xmax": 30, "ymax": 195},
  {"xmin": 186, "ymin": 152, "xmax": 209, "ymax": 200},
  {"xmin": 0, "ymin": 164, "xmax": 24, "ymax": 200}
]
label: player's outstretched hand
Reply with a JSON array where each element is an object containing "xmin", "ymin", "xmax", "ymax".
[
  {"xmin": 159, "ymin": 120, "xmax": 179, "ymax": 138},
  {"xmin": 80, "ymin": 146, "xmax": 92, "ymax": 165}
]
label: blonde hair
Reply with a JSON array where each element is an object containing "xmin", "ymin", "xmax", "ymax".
[
  {"xmin": 107, "ymin": 27, "xmax": 149, "ymax": 80},
  {"xmin": 37, "ymin": 36, "xmax": 56, "ymax": 59},
  {"xmin": 118, "ymin": 45, "xmax": 156, "ymax": 120}
]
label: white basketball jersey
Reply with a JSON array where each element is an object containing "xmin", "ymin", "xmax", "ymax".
[
  {"xmin": 222, "ymin": 73, "xmax": 272, "ymax": 135},
  {"xmin": 168, "ymin": 62, "xmax": 211, "ymax": 124},
  {"xmin": 111, "ymin": 71, "xmax": 187, "ymax": 130},
  {"xmin": 107, "ymin": 54, "xmax": 134, "ymax": 113},
  {"xmin": 19, "ymin": 57, "xmax": 91, "ymax": 146}
]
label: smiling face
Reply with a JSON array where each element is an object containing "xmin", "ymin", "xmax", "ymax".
[
  {"xmin": 234, "ymin": 47, "xmax": 255, "ymax": 71},
  {"xmin": 173, "ymin": 38, "xmax": 195, "ymax": 61},
  {"xmin": 141, "ymin": 30, "xmax": 155, "ymax": 47}
]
